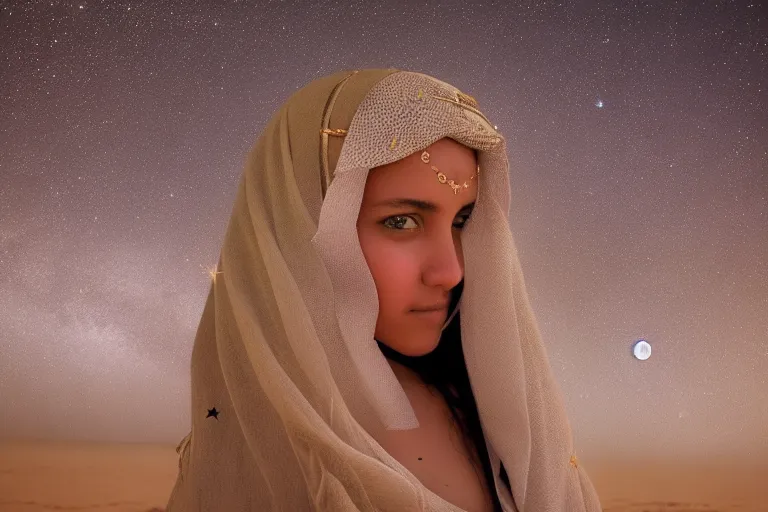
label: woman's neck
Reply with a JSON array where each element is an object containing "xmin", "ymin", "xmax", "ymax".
[{"xmin": 386, "ymin": 358, "xmax": 423, "ymax": 389}]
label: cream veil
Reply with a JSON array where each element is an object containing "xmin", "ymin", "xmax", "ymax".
[{"xmin": 166, "ymin": 69, "xmax": 602, "ymax": 512}]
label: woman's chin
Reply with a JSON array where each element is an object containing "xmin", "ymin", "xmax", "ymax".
[{"xmin": 392, "ymin": 334, "xmax": 442, "ymax": 357}]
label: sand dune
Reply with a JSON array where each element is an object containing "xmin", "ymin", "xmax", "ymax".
[
  {"xmin": 0, "ymin": 440, "xmax": 176, "ymax": 512},
  {"xmin": 0, "ymin": 504, "xmax": 163, "ymax": 511},
  {"xmin": 590, "ymin": 458, "xmax": 766, "ymax": 512},
  {"xmin": 0, "ymin": 440, "xmax": 764, "ymax": 511},
  {"xmin": 604, "ymin": 505, "xmax": 739, "ymax": 512}
]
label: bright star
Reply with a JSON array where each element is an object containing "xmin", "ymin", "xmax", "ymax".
[
  {"xmin": 202, "ymin": 263, "xmax": 222, "ymax": 283},
  {"xmin": 595, "ymin": 99, "xmax": 604, "ymax": 108}
]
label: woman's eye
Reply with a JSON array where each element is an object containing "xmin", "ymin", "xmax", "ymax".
[
  {"xmin": 453, "ymin": 214, "xmax": 471, "ymax": 229},
  {"xmin": 382, "ymin": 215, "xmax": 419, "ymax": 230}
]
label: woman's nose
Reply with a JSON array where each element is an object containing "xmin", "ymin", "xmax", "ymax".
[{"xmin": 421, "ymin": 229, "xmax": 464, "ymax": 290}]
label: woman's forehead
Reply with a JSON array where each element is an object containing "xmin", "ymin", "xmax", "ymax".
[{"xmin": 363, "ymin": 142, "xmax": 479, "ymax": 210}]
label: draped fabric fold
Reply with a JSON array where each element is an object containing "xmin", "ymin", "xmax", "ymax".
[{"xmin": 166, "ymin": 69, "xmax": 602, "ymax": 511}]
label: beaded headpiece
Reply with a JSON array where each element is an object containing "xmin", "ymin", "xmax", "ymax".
[
  {"xmin": 420, "ymin": 150, "xmax": 479, "ymax": 195},
  {"xmin": 321, "ymin": 83, "xmax": 495, "ymax": 195}
]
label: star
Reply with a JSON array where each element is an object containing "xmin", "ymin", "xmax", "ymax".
[
  {"xmin": 206, "ymin": 407, "xmax": 219, "ymax": 420},
  {"xmin": 202, "ymin": 263, "xmax": 223, "ymax": 283}
]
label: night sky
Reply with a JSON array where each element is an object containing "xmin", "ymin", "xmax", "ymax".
[{"xmin": 1, "ymin": 1, "xmax": 766, "ymax": 464}]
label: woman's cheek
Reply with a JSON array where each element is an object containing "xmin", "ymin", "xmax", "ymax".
[{"xmin": 370, "ymin": 243, "xmax": 419, "ymax": 296}]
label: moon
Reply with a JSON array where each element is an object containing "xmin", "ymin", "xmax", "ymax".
[{"xmin": 633, "ymin": 339, "xmax": 652, "ymax": 360}]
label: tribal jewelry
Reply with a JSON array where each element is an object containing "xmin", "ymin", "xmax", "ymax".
[
  {"xmin": 421, "ymin": 150, "xmax": 479, "ymax": 195},
  {"xmin": 320, "ymin": 128, "xmax": 348, "ymax": 137}
]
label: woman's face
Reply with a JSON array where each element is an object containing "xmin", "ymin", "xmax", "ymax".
[{"xmin": 356, "ymin": 138, "xmax": 478, "ymax": 356}]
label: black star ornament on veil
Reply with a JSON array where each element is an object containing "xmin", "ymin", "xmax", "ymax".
[{"xmin": 206, "ymin": 407, "xmax": 219, "ymax": 420}]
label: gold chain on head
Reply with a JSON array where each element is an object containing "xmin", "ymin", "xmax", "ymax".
[
  {"xmin": 321, "ymin": 128, "xmax": 348, "ymax": 137},
  {"xmin": 421, "ymin": 150, "xmax": 478, "ymax": 195}
]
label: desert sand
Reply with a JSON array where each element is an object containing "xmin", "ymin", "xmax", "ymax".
[
  {"xmin": 0, "ymin": 439, "xmax": 764, "ymax": 511},
  {"xmin": 589, "ymin": 458, "xmax": 766, "ymax": 512},
  {"xmin": 0, "ymin": 440, "xmax": 176, "ymax": 512}
]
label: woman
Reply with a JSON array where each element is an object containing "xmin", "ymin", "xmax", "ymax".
[{"xmin": 166, "ymin": 69, "xmax": 602, "ymax": 511}]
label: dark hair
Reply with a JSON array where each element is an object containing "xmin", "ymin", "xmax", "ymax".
[{"xmin": 375, "ymin": 281, "xmax": 511, "ymax": 511}]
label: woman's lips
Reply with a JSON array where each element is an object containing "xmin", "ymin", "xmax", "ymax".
[{"xmin": 410, "ymin": 308, "xmax": 448, "ymax": 322}]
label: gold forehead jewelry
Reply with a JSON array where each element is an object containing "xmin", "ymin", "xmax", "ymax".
[{"xmin": 421, "ymin": 150, "xmax": 479, "ymax": 195}]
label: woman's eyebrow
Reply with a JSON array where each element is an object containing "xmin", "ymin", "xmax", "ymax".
[
  {"xmin": 374, "ymin": 198, "xmax": 475, "ymax": 213},
  {"xmin": 374, "ymin": 198, "xmax": 437, "ymax": 211}
]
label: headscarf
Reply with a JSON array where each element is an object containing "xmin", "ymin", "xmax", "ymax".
[{"xmin": 166, "ymin": 69, "xmax": 603, "ymax": 512}]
